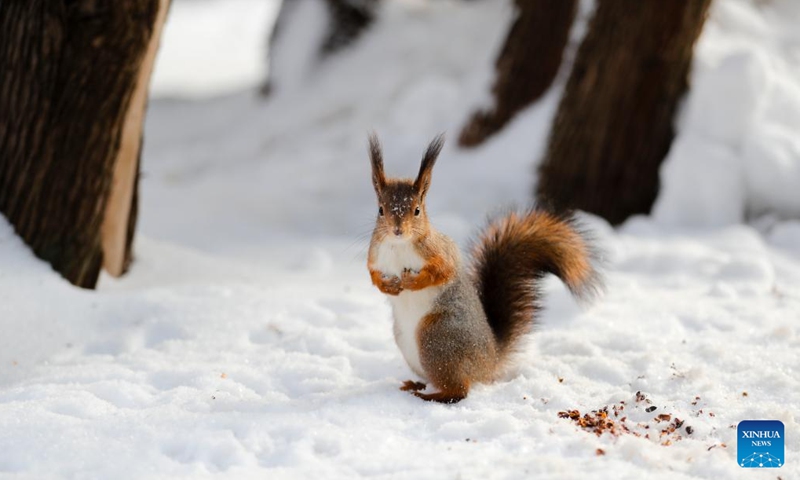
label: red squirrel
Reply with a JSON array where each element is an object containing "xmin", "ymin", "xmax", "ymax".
[{"xmin": 367, "ymin": 134, "xmax": 602, "ymax": 404}]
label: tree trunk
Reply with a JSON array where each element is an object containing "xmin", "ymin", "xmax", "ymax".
[
  {"xmin": 536, "ymin": 0, "xmax": 712, "ymax": 225},
  {"xmin": 261, "ymin": 0, "xmax": 380, "ymax": 95},
  {"xmin": 459, "ymin": 0, "xmax": 577, "ymax": 147},
  {"xmin": 0, "ymin": 0, "xmax": 163, "ymax": 288},
  {"xmin": 321, "ymin": 0, "xmax": 380, "ymax": 56}
]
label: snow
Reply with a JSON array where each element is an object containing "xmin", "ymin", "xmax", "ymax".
[
  {"xmin": 150, "ymin": 0, "xmax": 281, "ymax": 98},
  {"xmin": 2, "ymin": 0, "xmax": 800, "ymax": 478},
  {"xmin": 652, "ymin": 0, "xmax": 800, "ymax": 225}
]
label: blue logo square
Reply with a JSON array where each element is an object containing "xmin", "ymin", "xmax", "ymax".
[{"xmin": 738, "ymin": 420, "xmax": 784, "ymax": 468}]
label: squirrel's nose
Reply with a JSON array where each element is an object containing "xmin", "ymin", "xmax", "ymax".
[{"xmin": 393, "ymin": 227, "xmax": 402, "ymax": 236}]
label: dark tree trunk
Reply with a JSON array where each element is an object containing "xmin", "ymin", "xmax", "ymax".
[
  {"xmin": 536, "ymin": 0, "xmax": 712, "ymax": 225},
  {"xmin": 262, "ymin": 0, "xmax": 380, "ymax": 95},
  {"xmin": 321, "ymin": 0, "xmax": 380, "ymax": 56},
  {"xmin": 0, "ymin": 0, "xmax": 165, "ymax": 288},
  {"xmin": 459, "ymin": 0, "xmax": 577, "ymax": 147}
]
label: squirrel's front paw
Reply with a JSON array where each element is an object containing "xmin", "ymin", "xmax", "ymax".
[
  {"xmin": 378, "ymin": 275, "xmax": 403, "ymax": 296},
  {"xmin": 401, "ymin": 269, "xmax": 421, "ymax": 290}
]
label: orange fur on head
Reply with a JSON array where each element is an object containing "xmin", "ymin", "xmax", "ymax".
[{"xmin": 367, "ymin": 134, "xmax": 445, "ymax": 242}]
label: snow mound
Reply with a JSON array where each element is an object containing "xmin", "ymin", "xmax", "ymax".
[{"xmin": 653, "ymin": 0, "xmax": 800, "ymax": 225}]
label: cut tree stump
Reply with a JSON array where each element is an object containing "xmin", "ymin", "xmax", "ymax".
[
  {"xmin": 102, "ymin": 0, "xmax": 171, "ymax": 277},
  {"xmin": 0, "ymin": 0, "xmax": 167, "ymax": 288},
  {"xmin": 536, "ymin": 0, "xmax": 712, "ymax": 225}
]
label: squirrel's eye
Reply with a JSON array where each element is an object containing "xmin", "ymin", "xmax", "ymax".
[
  {"xmin": 414, "ymin": 207, "xmax": 420, "ymax": 216},
  {"xmin": 378, "ymin": 206, "xmax": 384, "ymax": 216}
]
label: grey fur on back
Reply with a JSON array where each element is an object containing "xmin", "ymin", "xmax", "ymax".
[{"xmin": 421, "ymin": 271, "xmax": 499, "ymax": 383}]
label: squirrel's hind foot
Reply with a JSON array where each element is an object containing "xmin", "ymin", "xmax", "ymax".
[
  {"xmin": 400, "ymin": 380, "xmax": 427, "ymax": 392},
  {"xmin": 411, "ymin": 389, "xmax": 467, "ymax": 404}
]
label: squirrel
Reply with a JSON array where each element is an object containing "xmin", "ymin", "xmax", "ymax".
[{"xmin": 366, "ymin": 133, "xmax": 603, "ymax": 404}]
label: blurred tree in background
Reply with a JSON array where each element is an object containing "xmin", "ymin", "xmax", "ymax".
[
  {"xmin": 0, "ymin": 0, "xmax": 716, "ymax": 287},
  {"xmin": 459, "ymin": 0, "xmax": 577, "ymax": 147},
  {"xmin": 321, "ymin": 0, "xmax": 381, "ymax": 55},
  {"xmin": 537, "ymin": 0, "xmax": 712, "ymax": 224},
  {"xmin": 266, "ymin": 0, "xmax": 712, "ymax": 226},
  {"xmin": 262, "ymin": 0, "xmax": 381, "ymax": 95},
  {"xmin": 0, "ymin": 0, "xmax": 170, "ymax": 288}
]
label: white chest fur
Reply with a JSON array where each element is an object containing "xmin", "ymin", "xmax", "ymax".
[
  {"xmin": 373, "ymin": 239, "xmax": 442, "ymax": 379},
  {"xmin": 373, "ymin": 239, "xmax": 425, "ymax": 277}
]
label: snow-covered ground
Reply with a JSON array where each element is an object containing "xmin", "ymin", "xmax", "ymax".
[{"xmin": 2, "ymin": 0, "xmax": 800, "ymax": 478}]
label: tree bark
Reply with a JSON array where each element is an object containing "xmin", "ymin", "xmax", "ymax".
[
  {"xmin": 536, "ymin": 0, "xmax": 712, "ymax": 225},
  {"xmin": 459, "ymin": 0, "xmax": 577, "ymax": 147},
  {"xmin": 0, "ymin": 0, "xmax": 161, "ymax": 288}
]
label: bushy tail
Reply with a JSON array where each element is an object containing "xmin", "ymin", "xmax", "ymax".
[{"xmin": 470, "ymin": 209, "xmax": 603, "ymax": 359}]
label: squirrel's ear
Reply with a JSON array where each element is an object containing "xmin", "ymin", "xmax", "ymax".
[
  {"xmin": 414, "ymin": 134, "xmax": 445, "ymax": 198},
  {"xmin": 368, "ymin": 133, "xmax": 386, "ymax": 195}
]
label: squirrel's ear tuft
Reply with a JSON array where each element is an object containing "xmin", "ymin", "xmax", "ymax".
[
  {"xmin": 414, "ymin": 133, "xmax": 445, "ymax": 198},
  {"xmin": 368, "ymin": 133, "xmax": 386, "ymax": 195}
]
